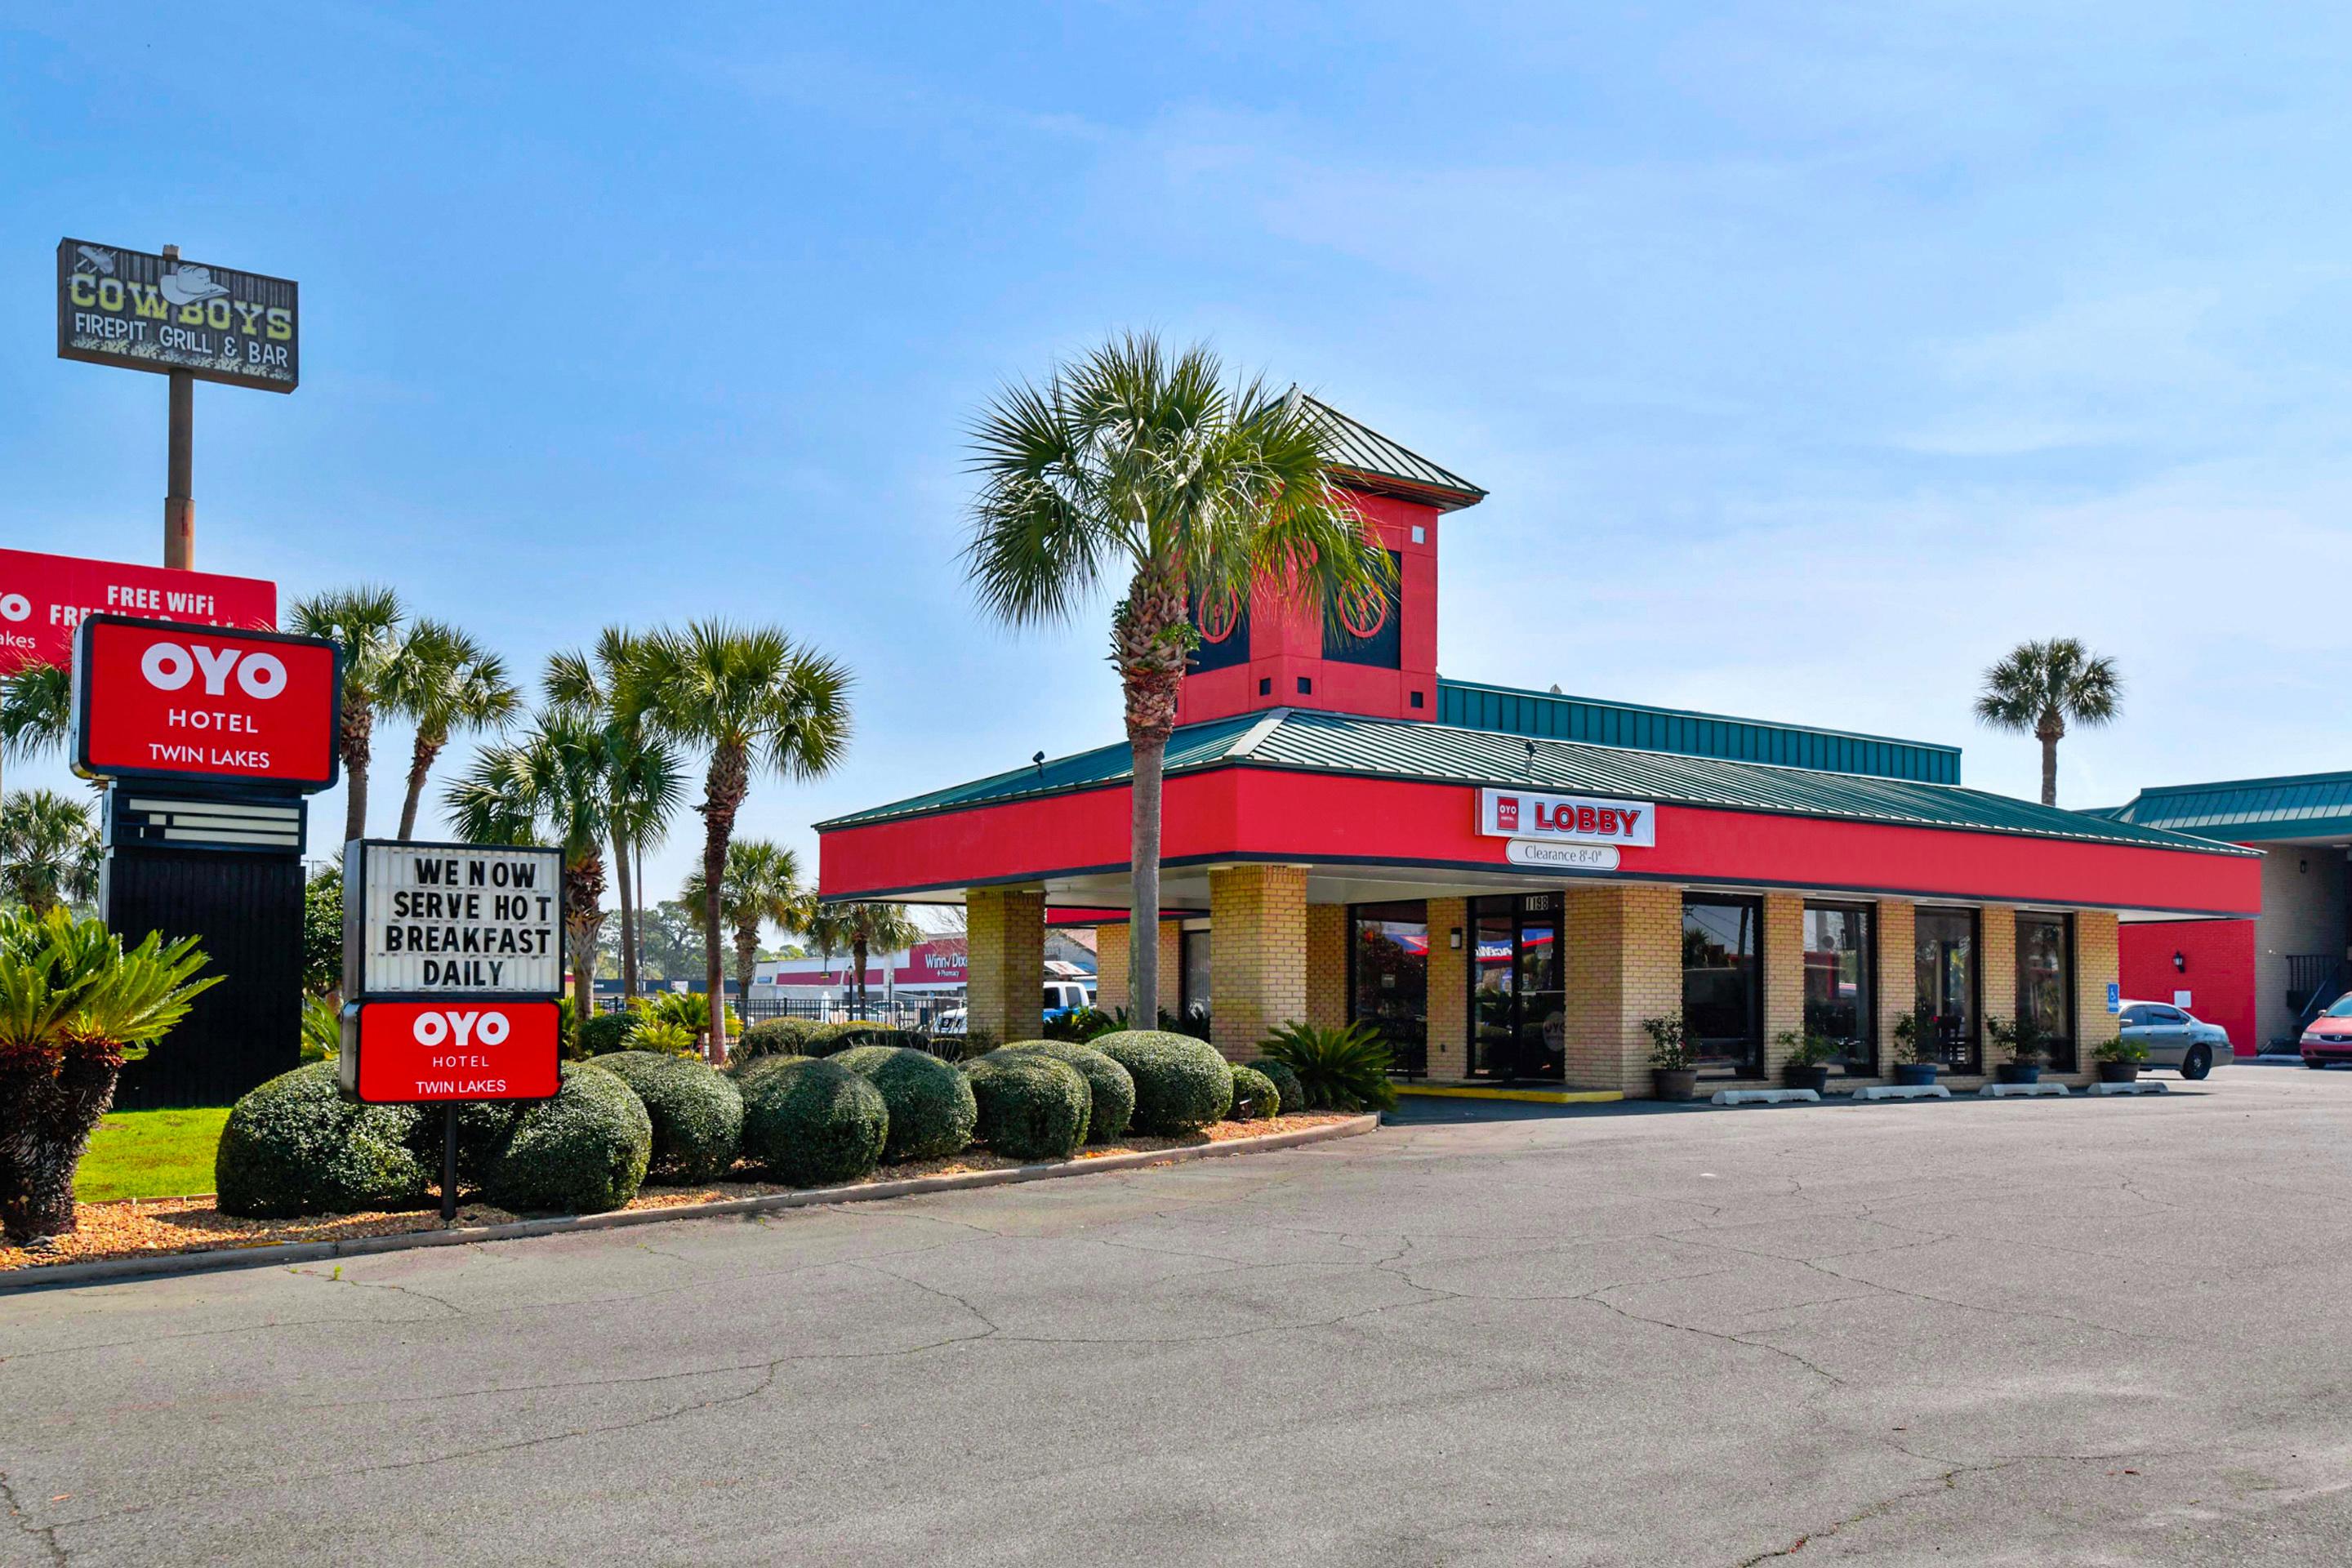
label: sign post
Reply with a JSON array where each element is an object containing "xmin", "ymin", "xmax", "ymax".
[{"xmin": 341, "ymin": 840, "xmax": 566, "ymax": 1221}]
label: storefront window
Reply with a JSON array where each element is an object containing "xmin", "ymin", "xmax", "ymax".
[
  {"xmin": 2016, "ymin": 913, "xmax": 2075, "ymax": 1071},
  {"xmin": 1179, "ymin": 929, "xmax": 1211, "ymax": 1028},
  {"xmin": 1802, "ymin": 902, "xmax": 1875, "ymax": 1072},
  {"xmin": 1465, "ymin": 894, "xmax": 1564, "ymax": 1081},
  {"xmin": 1684, "ymin": 895, "xmax": 1762, "ymax": 1075},
  {"xmin": 1350, "ymin": 902, "xmax": 1428, "ymax": 1076},
  {"xmin": 1915, "ymin": 907, "xmax": 1979, "ymax": 1073}
]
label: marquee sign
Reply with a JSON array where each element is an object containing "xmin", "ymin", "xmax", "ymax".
[
  {"xmin": 344, "ymin": 1000, "xmax": 564, "ymax": 1104},
  {"xmin": 346, "ymin": 841, "xmax": 565, "ymax": 999},
  {"xmin": 0, "ymin": 548, "xmax": 275, "ymax": 675},
  {"xmin": 1477, "ymin": 787, "xmax": 1655, "ymax": 848},
  {"xmin": 56, "ymin": 238, "xmax": 300, "ymax": 392},
  {"xmin": 70, "ymin": 615, "xmax": 339, "ymax": 789}
]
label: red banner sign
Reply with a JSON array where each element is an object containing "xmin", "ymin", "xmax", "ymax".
[
  {"xmin": 0, "ymin": 548, "xmax": 275, "ymax": 675},
  {"xmin": 344, "ymin": 1000, "xmax": 563, "ymax": 1104},
  {"xmin": 72, "ymin": 615, "xmax": 339, "ymax": 788}
]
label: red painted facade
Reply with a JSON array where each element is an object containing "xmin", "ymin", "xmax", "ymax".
[{"xmin": 2118, "ymin": 918, "xmax": 2259, "ymax": 1054}]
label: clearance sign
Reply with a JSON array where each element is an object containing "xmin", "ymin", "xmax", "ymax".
[
  {"xmin": 56, "ymin": 238, "xmax": 299, "ymax": 392},
  {"xmin": 0, "ymin": 547, "xmax": 275, "ymax": 675},
  {"xmin": 70, "ymin": 616, "xmax": 339, "ymax": 789}
]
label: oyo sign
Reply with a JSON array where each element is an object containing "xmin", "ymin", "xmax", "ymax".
[
  {"xmin": 1477, "ymin": 787, "xmax": 1655, "ymax": 848},
  {"xmin": 72, "ymin": 615, "xmax": 338, "ymax": 789},
  {"xmin": 0, "ymin": 547, "xmax": 275, "ymax": 675},
  {"xmin": 341, "ymin": 1000, "xmax": 563, "ymax": 1103}
]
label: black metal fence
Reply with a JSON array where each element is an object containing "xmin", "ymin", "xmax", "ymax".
[{"xmin": 598, "ymin": 991, "xmax": 962, "ymax": 1034}]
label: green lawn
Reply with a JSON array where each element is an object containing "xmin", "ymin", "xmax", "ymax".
[{"xmin": 76, "ymin": 1107, "xmax": 229, "ymax": 1202}]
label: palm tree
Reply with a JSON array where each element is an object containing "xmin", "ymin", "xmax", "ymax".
[
  {"xmin": 383, "ymin": 620, "xmax": 521, "ymax": 840},
  {"xmin": 1975, "ymin": 638, "xmax": 2123, "ymax": 807},
  {"xmin": 681, "ymin": 838, "xmax": 813, "ymax": 1013},
  {"xmin": 0, "ymin": 789, "xmax": 100, "ymax": 914},
  {"xmin": 623, "ymin": 623, "xmax": 852, "ymax": 1057},
  {"xmin": 443, "ymin": 708, "xmax": 612, "ymax": 1013},
  {"xmin": 289, "ymin": 586, "xmax": 407, "ymax": 846},
  {"xmin": 804, "ymin": 901, "xmax": 924, "ymax": 1019},
  {"xmin": 0, "ymin": 662, "xmax": 74, "ymax": 804},
  {"xmin": 964, "ymin": 334, "xmax": 1392, "ymax": 1011}
]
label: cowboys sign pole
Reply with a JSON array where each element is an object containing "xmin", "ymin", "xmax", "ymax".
[{"xmin": 56, "ymin": 238, "xmax": 301, "ymax": 570}]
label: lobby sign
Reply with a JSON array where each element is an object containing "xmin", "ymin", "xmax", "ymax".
[
  {"xmin": 1477, "ymin": 787, "xmax": 1655, "ymax": 848},
  {"xmin": 0, "ymin": 548, "xmax": 276, "ymax": 675},
  {"xmin": 70, "ymin": 616, "xmax": 339, "ymax": 788},
  {"xmin": 344, "ymin": 1000, "xmax": 564, "ymax": 1103},
  {"xmin": 1505, "ymin": 840, "xmax": 1620, "ymax": 871},
  {"xmin": 346, "ymin": 841, "xmax": 565, "ymax": 998},
  {"xmin": 56, "ymin": 238, "xmax": 300, "ymax": 392}
]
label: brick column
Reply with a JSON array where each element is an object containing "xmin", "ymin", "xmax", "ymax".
[
  {"xmin": 965, "ymin": 887, "xmax": 1045, "ymax": 1045},
  {"xmin": 1094, "ymin": 921, "xmax": 1130, "ymax": 1013},
  {"xmin": 1562, "ymin": 884, "xmax": 1682, "ymax": 1094},
  {"xmin": 1874, "ymin": 899, "xmax": 1916, "ymax": 1081},
  {"xmin": 1761, "ymin": 892, "xmax": 1805, "ymax": 1082},
  {"xmin": 2072, "ymin": 909, "xmax": 2121, "ymax": 1086},
  {"xmin": 1208, "ymin": 865, "xmax": 1307, "ymax": 1062},
  {"xmin": 1426, "ymin": 897, "xmax": 1468, "ymax": 1079},
  {"xmin": 1305, "ymin": 904, "xmax": 1348, "ymax": 1029},
  {"xmin": 1980, "ymin": 905, "xmax": 2017, "ymax": 1080}
]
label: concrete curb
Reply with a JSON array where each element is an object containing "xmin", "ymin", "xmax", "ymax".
[{"xmin": 2, "ymin": 1114, "xmax": 1380, "ymax": 1294}]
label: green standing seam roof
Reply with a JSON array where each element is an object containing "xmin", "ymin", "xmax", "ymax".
[
  {"xmin": 817, "ymin": 707, "xmax": 2250, "ymax": 858},
  {"xmin": 2104, "ymin": 769, "xmax": 2352, "ymax": 844},
  {"xmin": 1298, "ymin": 394, "xmax": 1487, "ymax": 506}
]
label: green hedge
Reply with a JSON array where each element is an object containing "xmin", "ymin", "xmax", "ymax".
[
  {"xmin": 479, "ymin": 1062, "xmax": 653, "ymax": 1214},
  {"xmin": 1093, "ymin": 1030, "xmax": 1233, "ymax": 1135},
  {"xmin": 577, "ymin": 1010, "xmax": 639, "ymax": 1058},
  {"xmin": 831, "ymin": 1046, "xmax": 977, "ymax": 1162},
  {"xmin": 967, "ymin": 1053, "xmax": 1089, "ymax": 1160},
  {"xmin": 738, "ymin": 1057, "xmax": 888, "ymax": 1187},
  {"xmin": 735, "ymin": 1016, "xmax": 823, "ymax": 1065},
  {"xmin": 591, "ymin": 1051, "xmax": 744, "ymax": 1183},
  {"xmin": 216, "ymin": 1062, "xmax": 430, "ymax": 1218},
  {"xmin": 1002, "ymin": 1040, "xmax": 1134, "ymax": 1143},
  {"xmin": 1250, "ymin": 1058, "xmax": 1305, "ymax": 1117},
  {"xmin": 1227, "ymin": 1063, "xmax": 1280, "ymax": 1120}
]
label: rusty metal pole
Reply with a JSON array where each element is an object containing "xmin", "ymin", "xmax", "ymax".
[{"xmin": 162, "ymin": 244, "xmax": 194, "ymax": 569}]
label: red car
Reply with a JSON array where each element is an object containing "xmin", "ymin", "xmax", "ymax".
[{"xmin": 2300, "ymin": 996, "xmax": 2352, "ymax": 1067}]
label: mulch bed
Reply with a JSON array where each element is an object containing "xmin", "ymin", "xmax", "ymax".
[{"xmin": 0, "ymin": 1113, "xmax": 1360, "ymax": 1274}]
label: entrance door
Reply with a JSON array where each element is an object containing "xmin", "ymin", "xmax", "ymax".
[{"xmin": 1468, "ymin": 894, "xmax": 1566, "ymax": 1080}]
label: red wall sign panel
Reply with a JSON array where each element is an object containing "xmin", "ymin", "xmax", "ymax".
[
  {"xmin": 73, "ymin": 615, "xmax": 339, "ymax": 788},
  {"xmin": 349, "ymin": 1000, "xmax": 564, "ymax": 1103},
  {"xmin": 0, "ymin": 547, "xmax": 275, "ymax": 675}
]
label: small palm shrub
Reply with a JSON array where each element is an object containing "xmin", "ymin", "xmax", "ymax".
[
  {"xmin": 1093, "ymin": 1030, "xmax": 1233, "ymax": 1134},
  {"xmin": 636, "ymin": 991, "xmax": 739, "ymax": 1037},
  {"xmin": 482, "ymin": 1062, "xmax": 653, "ymax": 1214},
  {"xmin": 1003, "ymin": 1040, "xmax": 1134, "ymax": 1142},
  {"xmin": 216, "ymin": 1062, "xmax": 430, "ymax": 1218},
  {"xmin": 1227, "ymin": 1063, "xmax": 1280, "ymax": 1120},
  {"xmin": 591, "ymin": 1052, "xmax": 744, "ymax": 1183},
  {"xmin": 577, "ymin": 1010, "xmax": 639, "ymax": 1057},
  {"xmin": 967, "ymin": 1052, "xmax": 1089, "ymax": 1159},
  {"xmin": 628, "ymin": 1018, "xmax": 697, "ymax": 1057},
  {"xmin": 738, "ymin": 1057, "xmax": 888, "ymax": 1187},
  {"xmin": 1258, "ymin": 1021, "xmax": 1398, "ymax": 1112},
  {"xmin": 1251, "ymin": 1058, "xmax": 1305, "ymax": 1117},
  {"xmin": 832, "ymin": 1045, "xmax": 978, "ymax": 1162},
  {"xmin": 1042, "ymin": 1006, "xmax": 1119, "ymax": 1044},
  {"xmin": 299, "ymin": 994, "xmax": 341, "ymax": 1063}
]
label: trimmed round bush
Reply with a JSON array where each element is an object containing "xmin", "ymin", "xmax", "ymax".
[
  {"xmin": 1228, "ymin": 1063, "xmax": 1280, "ymax": 1120},
  {"xmin": 480, "ymin": 1062, "xmax": 653, "ymax": 1214},
  {"xmin": 1003, "ymin": 1040, "xmax": 1134, "ymax": 1143},
  {"xmin": 738, "ymin": 1057, "xmax": 889, "ymax": 1187},
  {"xmin": 1251, "ymin": 1058, "xmax": 1306, "ymax": 1116},
  {"xmin": 593, "ymin": 1051, "xmax": 744, "ymax": 1183},
  {"xmin": 577, "ymin": 1010, "xmax": 639, "ymax": 1058},
  {"xmin": 800, "ymin": 1021, "xmax": 929, "ymax": 1056},
  {"xmin": 216, "ymin": 1062, "xmax": 430, "ymax": 1218},
  {"xmin": 1094, "ymin": 1030, "xmax": 1234, "ymax": 1135},
  {"xmin": 831, "ymin": 1045, "xmax": 977, "ymax": 1162},
  {"xmin": 736, "ymin": 1016, "xmax": 822, "ymax": 1066},
  {"xmin": 967, "ymin": 1053, "xmax": 1089, "ymax": 1160}
]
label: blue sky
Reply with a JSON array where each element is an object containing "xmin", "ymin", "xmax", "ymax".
[{"xmin": 6, "ymin": 3, "xmax": 2350, "ymax": 902}]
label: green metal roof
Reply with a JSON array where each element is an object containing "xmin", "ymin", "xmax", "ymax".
[
  {"xmin": 1299, "ymin": 394, "xmax": 1486, "ymax": 508},
  {"xmin": 2104, "ymin": 769, "xmax": 2352, "ymax": 844},
  {"xmin": 1439, "ymin": 679, "xmax": 1961, "ymax": 785},
  {"xmin": 819, "ymin": 707, "xmax": 2247, "ymax": 856}
]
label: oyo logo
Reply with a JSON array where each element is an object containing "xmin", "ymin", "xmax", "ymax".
[
  {"xmin": 139, "ymin": 639, "xmax": 287, "ymax": 699},
  {"xmin": 1495, "ymin": 795, "xmax": 1521, "ymax": 831},
  {"xmin": 410, "ymin": 1009, "xmax": 512, "ymax": 1048},
  {"xmin": 0, "ymin": 593, "xmax": 28, "ymax": 623}
]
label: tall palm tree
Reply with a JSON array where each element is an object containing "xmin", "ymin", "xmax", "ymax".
[
  {"xmin": 681, "ymin": 838, "xmax": 813, "ymax": 1013},
  {"xmin": 964, "ymin": 334, "xmax": 1392, "ymax": 1011},
  {"xmin": 443, "ymin": 708, "xmax": 612, "ymax": 1012},
  {"xmin": 804, "ymin": 901, "xmax": 925, "ymax": 1019},
  {"xmin": 0, "ymin": 789, "xmax": 100, "ymax": 914},
  {"xmin": 1975, "ymin": 638, "xmax": 2123, "ymax": 807},
  {"xmin": 383, "ymin": 620, "xmax": 521, "ymax": 840},
  {"xmin": 0, "ymin": 662, "xmax": 74, "ymax": 799},
  {"xmin": 289, "ymin": 586, "xmax": 407, "ymax": 846},
  {"xmin": 623, "ymin": 623, "xmax": 852, "ymax": 1057}
]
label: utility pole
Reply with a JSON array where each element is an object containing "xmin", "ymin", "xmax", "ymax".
[{"xmin": 162, "ymin": 244, "xmax": 194, "ymax": 570}]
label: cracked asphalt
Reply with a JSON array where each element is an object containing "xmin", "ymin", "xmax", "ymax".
[{"xmin": 6, "ymin": 1069, "xmax": 2352, "ymax": 1566}]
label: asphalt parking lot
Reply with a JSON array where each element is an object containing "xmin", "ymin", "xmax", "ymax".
[{"xmin": 7, "ymin": 1067, "xmax": 2351, "ymax": 1566}]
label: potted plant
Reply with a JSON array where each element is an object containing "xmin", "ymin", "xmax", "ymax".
[
  {"xmin": 1642, "ymin": 1016, "xmax": 1697, "ymax": 1102},
  {"xmin": 2095, "ymin": 1036, "xmax": 2146, "ymax": 1084},
  {"xmin": 1989, "ymin": 1014, "xmax": 2045, "ymax": 1085},
  {"xmin": 1778, "ymin": 1029, "xmax": 1838, "ymax": 1093},
  {"xmin": 1890, "ymin": 1007, "xmax": 1940, "ymax": 1087}
]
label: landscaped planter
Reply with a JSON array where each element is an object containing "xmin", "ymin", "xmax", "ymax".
[
  {"xmin": 1783, "ymin": 1064, "xmax": 1832, "ymax": 1094},
  {"xmin": 1651, "ymin": 1068, "xmax": 1699, "ymax": 1102},
  {"xmin": 2096, "ymin": 1061, "xmax": 2140, "ymax": 1084},
  {"xmin": 1996, "ymin": 1062, "xmax": 2042, "ymax": 1085},
  {"xmin": 1892, "ymin": 1062, "xmax": 1940, "ymax": 1088}
]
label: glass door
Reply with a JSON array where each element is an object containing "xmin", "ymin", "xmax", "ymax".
[{"xmin": 1468, "ymin": 894, "xmax": 1566, "ymax": 1080}]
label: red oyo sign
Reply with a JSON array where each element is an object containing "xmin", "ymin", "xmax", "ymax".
[
  {"xmin": 72, "ymin": 615, "xmax": 339, "ymax": 788},
  {"xmin": 346, "ymin": 1000, "xmax": 563, "ymax": 1104},
  {"xmin": 0, "ymin": 547, "xmax": 275, "ymax": 675}
]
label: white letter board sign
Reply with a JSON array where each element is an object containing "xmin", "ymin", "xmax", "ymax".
[{"xmin": 345, "ymin": 840, "xmax": 564, "ymax": 1000}]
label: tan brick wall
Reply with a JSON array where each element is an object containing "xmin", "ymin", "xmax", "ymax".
[
  {"xmin": 2071, "ymin": 909, "xmax": 2121, "ymax": 1084},
  {"xmin": 1208, "ymin": 865, "xmax": 1307, "ymax": 1061},
  {"xmin": 1561, "ymin": 884, "xmax": 1682, "ymax": 1094},
  {"xmin": 1874, "ymin": 899, "xmax": 1916, "ymax": 1080},
  {"xmin": 1158, "ymin": 920, "xmax": 1183, "ymax": 1015},
  {"xmin": 1980, "ymin": 905, "xmax": 2018, "ymax": 1032},
  {"xmin": 1094, "ymin": 921, "xmax": 1129, "ymax": 1013},
  {"xmin": 1426, "ymin": 897, "xmax": 1468, "ymax": 1079},
  {"xmin": 1306, "ymin": 904, "xmax": 1348, "ymax": 1030},
  {"xmin": 1761, "ymin": 893, "xmax": 1806, "ymax": 1080},
  {"xmin": 965, "ymin": 887, "xmax": 1045, "ymax": 1045}
]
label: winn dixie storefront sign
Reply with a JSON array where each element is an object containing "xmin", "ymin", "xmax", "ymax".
[
  {"xmin": 1477, "ymin": 787, "xmax": 1656, "ymax": 849},
  {"xmin": 350, "ymin": 842, "xmax": 564, "ymax": 996},
  {"xmin": 56, "ymin": 238, "xmax": 299, "ymax": 391}
]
